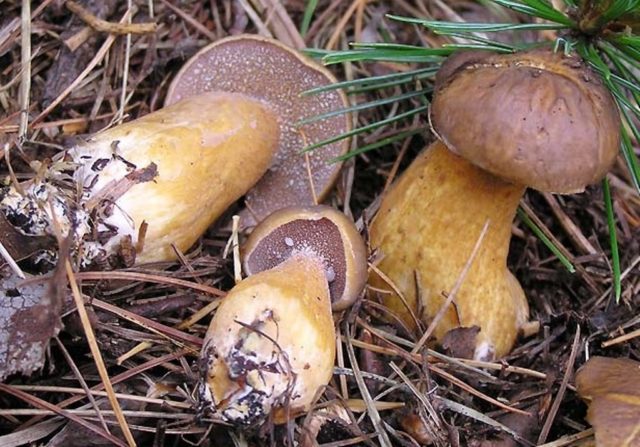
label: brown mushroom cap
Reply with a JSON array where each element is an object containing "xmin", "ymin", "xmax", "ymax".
[
  {"xmin": 430, "ymin": 48, "xmax": 621, "ymax": 193},
  {"xmin": 166, "ymin": 34, "xmax": 351, "ymax": 227},
  {"xmin": 242, "ymin": 205, "xmax": 367, "ymax": 311}
]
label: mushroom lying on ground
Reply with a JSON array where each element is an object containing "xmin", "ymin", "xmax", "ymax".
[
  {"xmin": 0, "ymin": 92, "xmax": 279, "ymax": 267},
  {"xmin": 165, "ymin": 34, "xmax": 351, "ymax": 228},
  {"xmin": 198, "ymin": 205, "xmax": 367, "ymax": 425},
  {"xmin": 1, "ymin": 35, "xmax": 350, "ymax": 267},
  {"xmin": 369, "ymin": 49, "xmax": 621, "ymax": 359}
]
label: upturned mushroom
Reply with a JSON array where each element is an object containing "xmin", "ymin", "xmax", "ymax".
[
  {"xmin": 369, "ymin": 48, "xmax": 621, "ymax": 359},
  {"xmin": 242, "ymin": 205, "xmax": 368, "ymax": 311},
  {"xmin": 0, "ymin": 92, "xmax": 279, "ymax": 267},
  {"xmin": 165, "ymin": 34, "xmax": 351, "ymax": 228},
  {"xmin": 198, "ymin": 205, "xmax": 367, "ymax": 425},
  {"xmin": 1, "ymin": 35, "xmax": 350, "ymax": 267}
]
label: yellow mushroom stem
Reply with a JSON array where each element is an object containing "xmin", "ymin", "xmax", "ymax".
[
  {"xmin": 369, "ymin": 140, "xmax": 530, "ymax": 359},
  {"xmin": 199, "ymin": 254, "xmax": 336, "ymax": 425},
  {"xmin": 70, "ymin": 92, "xmax": 279, "ymax": 265}
]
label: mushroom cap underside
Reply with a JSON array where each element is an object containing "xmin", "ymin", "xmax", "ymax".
[
  {"xmin": 242, "ymin": 205, "xmax": 368, "ymax": 311},
  {"xmin": 166, "ymin": 34, "xmax": 351, "ymax": 227}
]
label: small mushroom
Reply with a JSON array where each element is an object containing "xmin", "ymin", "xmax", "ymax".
[
  {"xmin": 1, "ymin": 92, "xmax": 280, "ymax": 266},
  {"xmin": 198, "ymin": 205, "xmax": 367, "ymax": 425},
  {"xmin": 242, "ymin": 205, "xmax": 368, "ymax": 311},
  {"xmin": 369, "ymin": 49, "xmax": 621, "ymax": 359},
  {"xmin": 165, "ymin": 34, "xmax": 351, "ymax": 228}
]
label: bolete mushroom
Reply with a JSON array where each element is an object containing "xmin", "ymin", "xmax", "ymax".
[
  {"xmin": 1, "ymin": 92, "xmax": 279, "ymax": 266},
  {"xmin": 369, "ymin": 49, "xmax": 621, "ymax": 359},
  {"xmin": 242, "ymin": 205, "xmax": 368, "ymax": 311},
  {"xmin": 165, "ymin": 34, "xmax": 351, "ymax": 228},
  {"xmin": 198, "ymin": 205, "xmax": 367, "ymax": 425}
]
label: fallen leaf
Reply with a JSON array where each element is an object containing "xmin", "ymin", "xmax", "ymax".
[
  {"xmin": 0, "ymin": 213, "xmax": 54, "ymax": 265},
  {"xmin": 576, "ymin": 356, "xmax": 640, "ymax": 447},
  {"xmin": 0, "ymin": 268, "xmax": 63, "ymax": 381},
  {"xmin": 441, "ymin": 326, "xmax": 480, "ymax": 359}
]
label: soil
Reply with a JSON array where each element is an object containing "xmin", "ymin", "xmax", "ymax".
[{"xmin": 0, "ymin": 1, "xmax": 638, "ymax": 446}]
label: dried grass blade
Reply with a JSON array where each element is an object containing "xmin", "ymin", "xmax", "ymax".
[
  {"xmin": 344, "ymin": 326, "xmax": 393, "ymax": 447},
  {"xmin": 19, "ymin": 350, "xmax": 189, "ymax": 430},
  {"xmin": 65, "ymin": 260, "xmax": 137, "ymax": 447},
  {"xmin": 537, "ymin": 325, "xmax": 581, "ymax": 444},
  {"xmin": 73, "ymin": 271, "xmax": 224, "ymax": 296},
  {"xmin": 0, "ymin": 384, "xmax": 128, "ymax": 447}
]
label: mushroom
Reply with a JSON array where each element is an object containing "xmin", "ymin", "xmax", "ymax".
[
  {"xmin": 576, "ymin": 356, "xmax": 640, "ymax": 447},
  {"xmin": 198, "ymin": 205, "xmax": 367, "ymax": 425},
  {"xmin": 242, "ymin": 205, "xmax": 368, "ymax": 311},
  {"xmin": 369, "ymin": 49, "xmax": 621, "ymax": 359},
  {"xmin": 1, "ymin": 92, "xmax": 280, "ymax": 266},
  {"xmin": 165, "ymin": 34, "xmax": 351, "ymax": 228}
]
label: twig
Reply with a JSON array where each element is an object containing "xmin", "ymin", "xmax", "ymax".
[
  {"xmin": 236, "ymin": 0, "xmax": 274, "ymax": 39},
  {"xmin": 250, "ymin": 0, "xmax": 305, "ymax": 49},
  {"xmin": 18, "ymin": 0, "xmax": 31, "ymax": 141},
  {"xmin": 389, "ymin": 362, "xmax": 444, "ymax": 439},
  {"xmin": 160, "ymin": 0, "xmax": 216, "ymax": 41},
  {"xmin": 602, "ymin": 326, "xmax": 640, "ymax": 347},
  {"xmin": 326, "ymin": 0, "xmax": 361, "ymax": 50},
  {"xmin": 344, "ymin": 326, "xmax": 393, "ymax": 447},
  {"xmin": 542, "ymin": 193, "xmax": 598, "ymax": 255},
  {"xmin": 65, "ymin": 260, "xmax": 137, "ymax": 447},
  {"xmin": 0, "ymin": 239, "xmax": 26, "ymax": 279},
  {"xmin": 537, "ymin": 429, "xmax": 594, "ymax": 447},
  {"xmin": 19, "ymin": 350, "xmax": 189, "ymax": 429},
  {"xmin": 66, "ymin": 1, "xmax": 157, "ymax": 34},
  {"xmin": 70, "ymin": 270, "xmax": 224, "ymax": 296},
  {"xmin": 55, "ymin": 337, "xmax": 111, "ymax": 434},
  {"xmin": 9, "ymin": 385, "xmax": 191, "ymax": 409},
  {"xmin": 91, "ymin": 298, "xmax": 204, "ymax": 347},
  {"xmin": 114, "ymin": 0, "xmax": 134, "ymax": 124},
  {"xmin": 232, "ymin": 215, "xmax": 242, "ymax": 283},
  {"xmin": 0, "ymin": 409, "xmax": 194, "ymax": 419},
  {"xmin": 0, "ymin": 384, "xmax": 128, "ymax": 447},
  {"xmin": 537, "ymin": 325, "xmax": 581, "ymax": 444},
  {"xmin": 30, "ymin": 12, "xmax": 125, "ymax": 126}
]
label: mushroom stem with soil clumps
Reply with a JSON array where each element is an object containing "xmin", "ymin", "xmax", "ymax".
[
  {"xmin": 369, "ymin": 48, "xmax": 621, "ymax": 360},
  {"xmin": 198, "ymin": 205, "xmax": 367, "ymax": 425},
  {"xmin": 0, "ymin": 92, "xmax": 279, "ymax": 267}
]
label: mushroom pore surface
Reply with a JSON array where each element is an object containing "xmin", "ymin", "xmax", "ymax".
[
  {"xmin": 166, "ymin": 35, "xmax": 350, "ymax": 227},
  {"xmin": 244, "ymin": 218, "xmax": 346, "ymax": 302},
  {"xmin": 431, "ymin": 48, "xmax": 620, "ymax": 193},
  {"xmin": 242, "ymin": 205, "xmax": 368, "ymax": 311}
]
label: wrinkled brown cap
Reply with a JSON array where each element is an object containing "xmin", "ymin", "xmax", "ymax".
[
  {"xmin": 431, "ymin": 48, "xmax": 621, "ymax": 193},
  {"xmin": 242, "ymin": 205, "xmax": 367, "ymax": 311},
  {"xmin": 166, "ymin": 34, "xmax": 350, "ymax": 227}
]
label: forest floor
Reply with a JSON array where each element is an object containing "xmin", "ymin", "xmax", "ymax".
[{"xmin": 0, "ymin": 1, "xmax": 638, "ymax": 446}]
